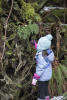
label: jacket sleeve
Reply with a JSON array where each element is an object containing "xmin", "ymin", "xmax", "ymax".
[
  {"xmin": 36, "ymin": 53, "xmax": 48, "ymax": 76},
  {"xmin": 47, "ymin": 51, "xmax": 54, "ymax": 62}
]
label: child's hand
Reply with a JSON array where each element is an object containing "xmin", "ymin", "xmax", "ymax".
[
  {"xmin": 46, "ymin": 49, "xmax": 52, "ymax": 55},
  {"xmin": 31, "ymin": 40, "xmax": 37, "ymax": 49},
  {"xmin": 32, "ymin": 78, "xmax": 37, "ymax": 86},
  {"xmin": 42, "ymin": 50, "xmax": 48, "ymax": 56},
  {"xmin": 42, "ymin": 49, "xmax": 52, "ymax": 57},
  {"xmin": 32, "ymin": 73, "xmax": 40, "ymax": 86}
]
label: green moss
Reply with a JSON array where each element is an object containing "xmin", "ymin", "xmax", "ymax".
[
  {"xmin": 21, "ymin": 2, "xmax": 35, "ymax": 21},
  {"xmin": 34, "ymin": 13, "xmax": 41, "ymax": 22},
  {"xmin": 31, "ymin": 2, "xmax": 39, "ymax": 11},
  {"xmin": 18, "ymin": 0, "xmax": 41, "ymax": 22}
]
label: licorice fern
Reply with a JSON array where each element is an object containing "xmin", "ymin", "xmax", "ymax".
[
  {"xmin": 63, "ymin": 92, "xmax": 67, "ymax": 100},
  {"xmin": 49, "ymin": 69, "xmax": 55, "ymax": 95},
  {"xmin": 49, "ymin": 64, "xmax": 67, "ymax": 96},
  {"xmin": 56, "ymin": 66, "xmax": 63, "ymax": 95},
  {"xmin": 17, "ymin": 24, "xmax": 39, "ymax": 39},
  {"xmin": 60, "ymin": 64, "xmax": 67, "ymax": 78}
]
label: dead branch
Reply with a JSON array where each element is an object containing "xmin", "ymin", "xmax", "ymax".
[{"xmin": 1, "ymin": 0, "xmax": 13, "ymax": 62}]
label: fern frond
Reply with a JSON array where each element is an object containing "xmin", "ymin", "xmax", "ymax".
[
  {"xmin": 56, "ymin": 66, "xmax": 63, "ymax": 95},
  {"xmin": 17, "ymin": 24, "xmax": 39, "ymax": 39},
  {"xmin": 60, "ymin": 64, "xmax": 67, "ymax": 78},
  {"xmin": 49, "ymin": 69, "xmax": 56, "ymax": 95},
  {"xmin": 63, "ymin": 92, "xmax": 67, "ymax": 100}
]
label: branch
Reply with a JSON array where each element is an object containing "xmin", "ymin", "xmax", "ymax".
[
  {"xmin": 42, "ymin": 7, "xmax": 66, "ymax": 12},
  {"xmin": 1, "ymin": 0, "xmax": 13, "ymax": 62},
  {"xmin": 37, "ymin": 0, "xmax": 48, "ymax": 13}
]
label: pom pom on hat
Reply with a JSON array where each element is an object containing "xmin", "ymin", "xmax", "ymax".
[{"xmin": 45, "ymin": 34, "xmax": 53, "ymax": 41}]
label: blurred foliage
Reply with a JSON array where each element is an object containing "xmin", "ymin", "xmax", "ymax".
[{"xmin": 0, "ymin": 0, "xmax": 2, "ymax": 13}]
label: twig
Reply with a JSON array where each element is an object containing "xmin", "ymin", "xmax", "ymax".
[
  {"xmin": 19, "ymin": 64, "xmax": 33, "ymax": 82},
  {"xmin": 1, "ymin": 0, "xmax": 13, "ymax": 62},
  {"xmin": 14, "ymin": 43, "xmax": 22, "ymax": 75}
]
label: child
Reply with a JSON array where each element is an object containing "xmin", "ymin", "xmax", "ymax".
[{"xmin": 31, "ymin": 34, "xmax": 54, "ymax": 100}]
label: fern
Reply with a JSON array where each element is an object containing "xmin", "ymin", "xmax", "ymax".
[
  {"xmin": 60, "ymin": 64, "xmax": 67, "ymax": 78},
  {"xmin": 56, "ymin": 66, "xmax": 63, "ymax": 95},
  {"xmin": 63, "ymin": 92, "xmax": 67, "ymax": 100},
  {"xmin": 17, "ymin": 24, "xmax": 39, "ymax": 39},
  {"xmin": 49, "ymin": 69, "xmax": 55, "ymax": 95},
  {"xmin": 49, "ymin": 64, "xmax": 67, "ymax": 96}
]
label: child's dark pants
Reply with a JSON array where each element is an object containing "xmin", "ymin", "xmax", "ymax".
[{"xmin": 38, "ymin": 81, "xmax": 49, "ymax": 99}]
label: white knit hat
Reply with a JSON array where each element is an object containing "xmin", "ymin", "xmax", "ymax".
[{"xmin": 37, "ymin": 34, "xmax": 53, "ymax": 52}]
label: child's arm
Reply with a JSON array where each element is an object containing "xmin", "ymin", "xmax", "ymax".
[{"xmin": 47, "ymin": 49, "xmax": 54, "ymax": 62}]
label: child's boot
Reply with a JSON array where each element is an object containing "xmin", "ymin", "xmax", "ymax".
[{"xmin": 45, "ymin": 96, "xmax": 50, "ymax": 100}]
